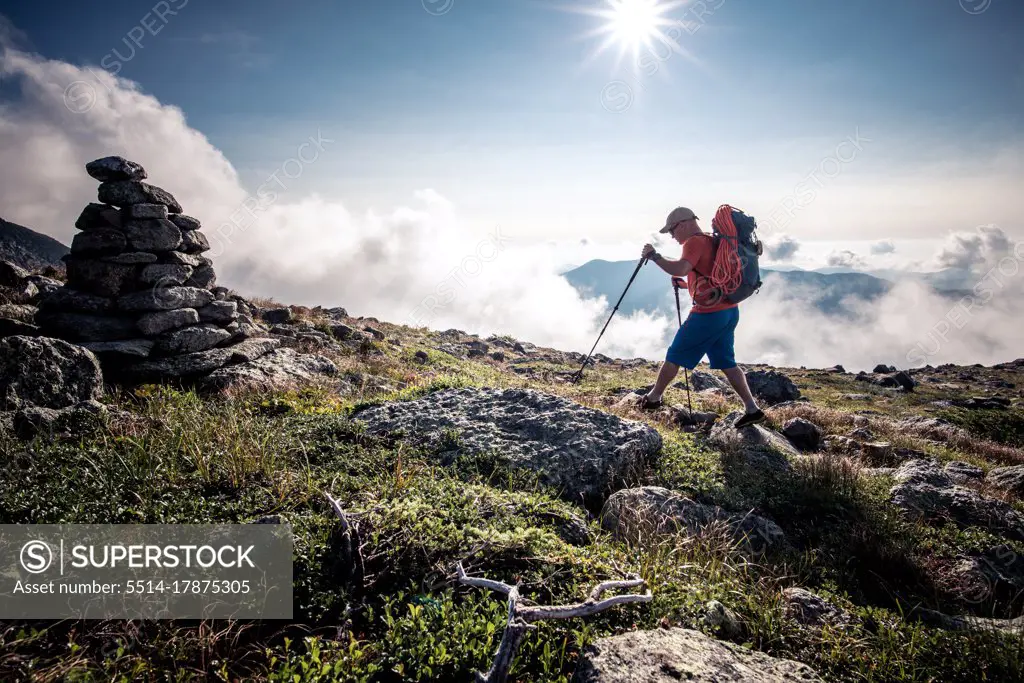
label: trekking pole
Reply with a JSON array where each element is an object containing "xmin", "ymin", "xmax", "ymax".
[
  {"xmin": 570, "ymin": 256, "xmax": 649, "ymax": 384},
  {"xmin": 672, "ymin": 278, "xmax": 694, "ymax": 416}
]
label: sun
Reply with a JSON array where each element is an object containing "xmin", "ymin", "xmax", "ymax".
[
  {"xmin": 573, "ymin": 0, "xmax": 686, "ymax": 64},
  {"xmin": 607, "ymin": 0, "xmax": 666, "ymax": 48}
]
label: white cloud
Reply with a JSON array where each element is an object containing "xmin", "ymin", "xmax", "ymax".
[
  {"xmin": 870, "ymin": 239, "xmax": 896, "ymax": 255},
  {"xmin": 764, "ymin": 233, "xmax": 801, "ymax": 262},
  {"xmin": 825, "ymin": 249, "xmax": 866, "ymax": 269}
]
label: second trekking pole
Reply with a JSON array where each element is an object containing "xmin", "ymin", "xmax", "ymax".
[{"xmin": 570, "ymin": 256, "xmax": 649, "ymax": 384}]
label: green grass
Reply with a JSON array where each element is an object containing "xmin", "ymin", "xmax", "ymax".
[{"xmin": 2, "ymin": 343, "xmax": 1024, "ymax": 681}]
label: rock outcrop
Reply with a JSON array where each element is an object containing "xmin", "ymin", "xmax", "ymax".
[
  {"xmin": 34, "ymin": 157, "xmax": 286, "ymax": 385},
  {"xmin": 745, "ymin": 370, "xmax": 801, "ymax": 405},
  {"xmin": 600, "ymin": 486, "xmax": 785, "ymax": 554},
  {"xmin": 352, "ymin": 387, "xmax": 662, "ymax": 504},
  {"xmin": 572, "ymin": 628, "xmax": 822, "ymax": 682},
  {"xmin": 890, "ymin": 459, "xmax": 1024, "ymax": 541}
]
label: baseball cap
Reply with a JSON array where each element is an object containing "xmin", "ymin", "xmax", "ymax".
[{"xmin": 659, "ymin": 207, "xmax": 698, "ymax": 233}]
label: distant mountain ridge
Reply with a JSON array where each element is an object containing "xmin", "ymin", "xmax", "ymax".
[
  {"xmin": 562, "ymin": 258, "xmax": 943, "ymax": 318},
  {"xmin": 0, "ymin": 217, "xmax": 69, "ymax": 271}
]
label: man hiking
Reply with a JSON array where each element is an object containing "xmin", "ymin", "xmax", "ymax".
[{"xmin": 636, "ymin": 206, "xmax": 766, "ymax": 429}]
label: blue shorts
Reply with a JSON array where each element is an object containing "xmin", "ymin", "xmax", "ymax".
[{"xmin": 666, "ymin": 307, "xmax": 739, "ymax": 370}]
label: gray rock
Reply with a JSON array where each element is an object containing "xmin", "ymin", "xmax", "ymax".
[
  {"xmin": 65, "ymin": 259, "xmax": 137, "ymax": 297},
  {"xmin": 414, "ymin": 350, "xmax": 429, "ymax": 362},
  {"xmin": 680, "ymin": 369, "xmax": 726, "ymax": 392},
  {"xmin": 97, "ymin": 181, "xmax": 182, "ymax": 213},
  {"xmin": 859, "ymin": 442, "xmax": 896, "ymax": 467},
  {"xmin": 782, "ymin": 418, "xmax": 821, "ymax": 452},
  {"xmin": 260, "ymin": 308, "xmax": 293, "ymax": 325},
  {"xmin": 70, "ymin": 228, "xmax": 126, "ymax": 256},
  {"xmin": 364, "ymin": 326, "xmax": 385, "ymax": 340},
  {"xmin": 124, "ymin": 203, "xmax": 168, "ymax": 220},
  {"xmin": 102, "ymin": 251, "xmax": 158, "ymax": 265},
  {"xmin": 710, "ymin": 412, "xmax": 796, "ymax": 473},
  {"xmin": 0, "ymin": 318, "xmax": 40, "ymax": 338},
  {"xmin": 0, "ymin": 304, "xmax": 38, "ymax": 322},
  {"xmin": 0, "ymin": 260, "xmax": 30, "ymax": 288},
  {"xmin": 13, "ymin": 400, "xmax": 107, "ymax": 441},
  {"xmin": 956, "ymin": 544, "xmax": 1024, "ymax": 602},
  {"xmin": 197, "ymin": 301, "xmax": 237, "ymax": 324},
  {"xmin": 330, "ymin": 323, "xmax": 354, "ymax": 340},
  {"xmin": 169, "ymin": 214, "xmax": 201, "ymax": 231},
  {"xmin": 601, "ymin": 486, "xmax": 785, "ymax": 554},
  {"xmin": 198, "ymin": 348, "xmax": 338, "ymax": 392},
  {"xmin": 81, "ymin": 339, "xmax": 154, "ymax": 358},
  {"xmin": 987, "ymin": 466, "xmax": 1024, "ymax": 498},
  {"xmin": 75, "ymin": 203, "xmax": 122, "ymax": 231},
  {"xmin": 35, "ymin": 311, "xmax": 138, "ymax": 342},
  {"xmin": 25, "ymin": 275, "xmax": 62, "ymax": 298},
  {"xmin": 909, "ymin": 607, "xmax": 1024, "ymax": 634},
  {"xmin": 86, "ymin": 156, "xmax": 147, "ymax": 182},
  {"xmin": 466, "ymin": 340, "xmax": 489, "ymax": 357},
  {"xmin": 491, "ymin": 350, "xmax": 505, "ymax": 362},
  {"xmin": 139, "ymin": 264, "xmax": 193, "ymax": 286},
  {"xmin": 873, "ymin": 364, "xmax": 896, "ymax": 374},
  {"xmin": 0, "ymin": 336, "xmax": 103, "ymax": 410},
  {"xmin": 701, "ymin": 600, "xmax": 745, "ymax": 640},
  {"xmin": 890, "ymin": 460, "xmax": 1024, "ymax": 541},
  {"xmin": 353, "ymin": 387, "xmax": 662, "ymax": 504},
  {"xmin": 117, "ymin": 287, "xmax": 214, "ymax": 312},
  {"xmin": 122, "ymin": 219, "xmax": 182, "ymax": 252},
  {"xmin": 120, "ymin": 337, "xmax": 281, "ymax": 382},
  {"xmin": 155, "ymin": 324, "xmax": 232, "ymax": 355},
  {"xmin": 783, "ymin": 587, "xmax": 855, "ymax": 628},
  {"xmin": 37, "ymin": 288, "xmax": 114, "ymax": 314},
  {"xmin": 136, "ymin": 308, "xmax": 199, "ymax": 336},
  {"xmin": 184, "ymin": 265, "xmax": 216, "ymax": 289},
  {"xmin": 944, "ymin": 461, "xmax": 985, "ymax": 485},
  {"xmin": 841, "ymin": 393, "xmax": 871, "ymax": 401},
  {"xmin": 745, "ymin": 370, "xmax": 801, "ymax": 405},
  {"xmin": 162, "ymin": 251, "xmax": 209, "ymax": 268},
  {"xmin": 180, "ymin": 230, "xmax": 210, "ymax": 254},
  {"xmin": 572, "ymin": 628, "xmax": 822, "ymax": 682}
]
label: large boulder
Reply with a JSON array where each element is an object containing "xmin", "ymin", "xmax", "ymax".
[
  {"xmin": 197, "ymin": 348, "xmax": 338, "ymax": 393},
  {"xmin": 0, "ymin": 336, "xmax": 103, "ymax": 410},
  {"xmin": 572, "ymin": 628, "xmax": 822, "ymax": 682},
  {"xmin": 352, "ymin": 387, "xmax": 662, "ymax": 504},
  {"xmin": 118, "ymin": 338, "xmax": 280, "ymax": 384},
  {"xmin": 601, "ymin": 486, "xmax": 785, "ymax": 554},
  {"xmin": 0, "ymin": 260, "xmax": 30, "ymax": 288},
  {"xmin": 745, "ymin": 370, "xmax": 801, "ymax": 405},
  {"xmin": 890, "ymin": 460, "xmax": 1024, "ymax": 541},
  {"xmin": 709, "ymin": 412, "xmax": 797, "ymax": 474},
  {"xmin": 13, "ymin": 400, "xmax": 107, "ymax": 440}
]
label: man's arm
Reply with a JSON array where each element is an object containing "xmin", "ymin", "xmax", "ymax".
[{"xmin": 651, "ymin": 253, "xmax": 694, "ymax": 278}]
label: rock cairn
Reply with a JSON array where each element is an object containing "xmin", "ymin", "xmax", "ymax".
[{"xmin": 37, "ymin": 156, "xmax": 278, "ymax": 384}]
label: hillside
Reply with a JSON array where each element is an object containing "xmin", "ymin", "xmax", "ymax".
[
  {"xmin": 0, "ymin": 217, "xmax": 69, "ymax": 271},
  {"xmin": 3, "ymin": 256, "xmax": 1024, "ymax": 681}
]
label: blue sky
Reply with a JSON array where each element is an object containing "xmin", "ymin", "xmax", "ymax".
[{"xmin": 2, "ymin": 0, "xmax": 1023, "ymax": 253}]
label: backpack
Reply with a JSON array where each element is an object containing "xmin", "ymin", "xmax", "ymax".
[{"xmin": 693, "ymin": 205, "xmax": 764, "ymax": 305}]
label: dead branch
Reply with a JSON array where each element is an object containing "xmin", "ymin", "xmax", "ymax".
[{"xmin": 455, "ymin": 561, "xmax": 651, "ymax": 683}]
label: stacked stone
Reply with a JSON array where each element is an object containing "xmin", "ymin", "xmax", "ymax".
[{"xmin": 37, "ymin": 156, "xmax": 274, "ymax": 383}]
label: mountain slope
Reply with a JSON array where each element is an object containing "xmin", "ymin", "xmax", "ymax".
[{"xmin": 0, "ymin": 217, "xmax": 70, "ymax": 271}]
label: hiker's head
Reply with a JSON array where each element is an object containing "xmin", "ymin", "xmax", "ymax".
[{"xmin": 660, "ymin": 207, "xmax": 701, "ymax": 244}]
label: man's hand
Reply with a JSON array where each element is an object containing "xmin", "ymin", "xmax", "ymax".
[{"xmin": 641, "ymin": 244, "xmax": 659, "ymax": 262}]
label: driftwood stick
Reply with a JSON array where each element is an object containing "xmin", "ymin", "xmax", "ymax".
[{"xmin": 455, "ymin": 562, "xmax": 652, "ymax": 683}]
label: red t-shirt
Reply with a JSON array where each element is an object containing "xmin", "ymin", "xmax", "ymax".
[{"xmin": 682, "ymin": 234, "xmax": 737, "ymax": 314}]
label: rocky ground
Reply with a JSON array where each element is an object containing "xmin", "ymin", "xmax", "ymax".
[{"xmin": 2, "ymin": 258, "xmax": 1024, "ymax": 681}]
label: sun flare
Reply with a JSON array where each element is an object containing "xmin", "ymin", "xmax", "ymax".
[{"xmin": 574, "ymin": 0, "xmax": 686, "ymax": 65}]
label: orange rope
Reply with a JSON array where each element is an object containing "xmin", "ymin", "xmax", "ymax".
[{"xmin": 709, "ymin": 204, "xmax": 744, "ymax": 295}]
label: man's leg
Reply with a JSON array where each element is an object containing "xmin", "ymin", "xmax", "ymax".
[
  {"xmin": 707, "ymin": 307, "xmax": 764, "ymax": 427},
  {"xmin": 722, "ymin": 366, "xmax": 760, "ymax": 413},
  {"xmin": 643, "ymin": 360, "xmax": 681, "ymax": 404}
]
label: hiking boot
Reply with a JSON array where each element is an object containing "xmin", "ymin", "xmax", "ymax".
[
  {"xmin": 733, "ymin": 409, "xmax": 766, "ymax": 430},
  {"xmin": 635, "ymin": 394, "xmax": 664, "ymax": 410}
]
